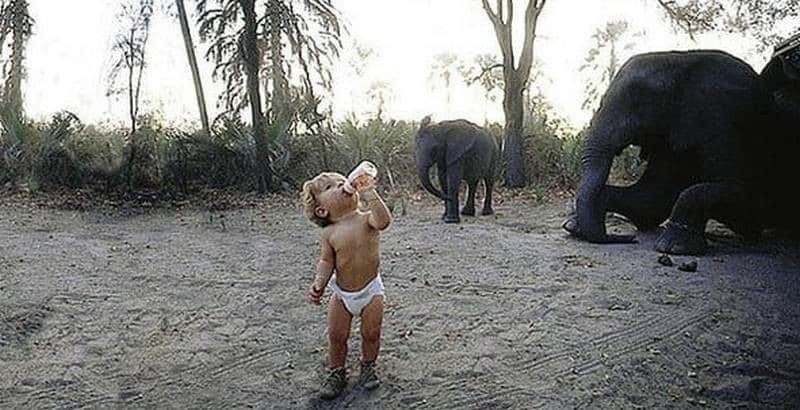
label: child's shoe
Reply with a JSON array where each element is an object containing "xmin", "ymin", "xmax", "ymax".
[
  {"xmin": 319, "ymin": 367, "xmax": 346, "ymax": 400},
  {"xmin": 359, "ymin": 361, "xmax": 380, "ymax": 390}
]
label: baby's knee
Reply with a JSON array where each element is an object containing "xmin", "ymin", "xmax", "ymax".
[
  {"xmin": 361, "ymin": 325, "xmax": 381, "ymax": 343},
  {"xmin": 328, "ymin": 328, "xmax": 350, "ymax": 346}
]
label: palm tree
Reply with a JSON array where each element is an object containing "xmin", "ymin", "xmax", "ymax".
[
  {"xmin": 261, "ymin": 0, "xmax": 341, "ymax": 127},
  {"xmin": 0, "ymin": 0, "xmax": 34, "ymax": 122},
  {"xmin": 175, "ymin": 0, "xmax": 211, "ymax": 136},
  {"xmin": 197, "ymin": 0, "xmax": 342, "ymax": 192}
]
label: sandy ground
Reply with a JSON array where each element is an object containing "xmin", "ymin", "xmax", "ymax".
[{"xmin": 1, "ymin": 194, "xmax": 799, "ymax": 409}]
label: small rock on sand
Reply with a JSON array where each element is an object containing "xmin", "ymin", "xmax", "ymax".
[{"xmin": 658, "ymin": 254, "xmax": 674, "ymax": 266}]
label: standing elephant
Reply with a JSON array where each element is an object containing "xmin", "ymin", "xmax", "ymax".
[
  {"xmin": 563, "ymin": 34, "xmax": 800, "ymax": 255},
  {"xmin": 416, "ymin": 116, "xmax": 498, "ymax": 223}
]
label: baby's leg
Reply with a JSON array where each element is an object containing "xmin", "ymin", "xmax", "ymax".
[
  {"xmin": 359, "ymin": 296, "xmax": 384, "ymax": 362},
  {"xmin": 327, "ymin": 295, "xmax": 352, "ymax": 368}
]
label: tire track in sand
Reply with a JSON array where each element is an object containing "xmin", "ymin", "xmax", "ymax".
[
  {"xmin": 418, "ymin": 307, "xmax": 713, "ymax": 409},
  {"xmin": 62, "ymin": 343, "xmax": 292, "ymax": 409}
]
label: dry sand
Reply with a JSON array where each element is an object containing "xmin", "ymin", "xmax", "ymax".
[{"xmin": 1, "ymin": 196, "xmax": 799, "ymax": 409}]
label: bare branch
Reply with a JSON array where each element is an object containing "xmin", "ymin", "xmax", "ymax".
[
  {"xmin": 467, "ymin": 62, "xmax": 504, "ymax": 85},
  {"xmin": 517, "ymin": 0, "xmax": 546, "ymax": 78},
  {"xmin": 656, "ymin": 0, "xmax": 716, "ymax": 40},
  {"xmin": 481, "ymin": 0, "xmax": 500, "ymax": 26}
]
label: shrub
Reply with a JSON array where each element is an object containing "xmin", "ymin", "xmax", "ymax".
[
  {"xmin": 609, "ymin": 145, "xmax": 646, "ymax": 185},
  {"xmin": 334, "ymin": 116, "xmax": 416, "ymax": 188},
  {"xmin": 294, "ymin": 116, "xmax": 417, "ymax": 189},
  {"xmin": 0, "ymin": 109, "xmax": 41, "ymax": 187},
  {"xmin": 509, "ymin": 93, "xmax": 583, "ymax": 194}
]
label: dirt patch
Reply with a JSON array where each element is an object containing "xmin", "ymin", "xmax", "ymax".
[{"xmin": 1, "ymin": 197, "xmax": 799, "ymax": 408}]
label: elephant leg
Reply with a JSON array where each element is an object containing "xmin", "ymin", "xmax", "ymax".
[
  {"xmin": 462, "ymin": 179, "xmax": 478, "ymax": 216},
  {"xmin": 605, "ymin": 163, "xmax": 687, "ymax": 230},
  {"xmin": 437, "ymin": 162, "xmax": 448, "ymax": 220},
  {"xmin": 655, "ymin": 182, "xmax": 761, "ymax": 255},
  {"xmin": 482, "ymin": 174, "xmax": 494, "ymax": 215},
  {"xmin": 444, "ymin": 162, "xmax": 463, "ymax": 223},
  {"xmin": 563, "ymin": 149, "xmax": 689, "ymax": 236}
]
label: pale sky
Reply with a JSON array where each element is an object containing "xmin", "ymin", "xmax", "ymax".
[{"xmin": 25, "ymin": 0, "xmax": 772, "ymax": 129}]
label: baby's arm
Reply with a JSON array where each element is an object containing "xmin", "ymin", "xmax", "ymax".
[
  {"xmin": 362, "ymin": 188, "xmax": 391, "ymax": 230},
  {"xmin": 308, "ymin": 234, "xmax": 335, "ymax": 305}
]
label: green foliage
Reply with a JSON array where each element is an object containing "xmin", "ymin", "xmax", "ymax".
[
  {"xmin": 513, "ymin": 91, "xmax": 583, "ymax": 194},
  {"xmin": 197, "ymin": 0, "xmax": 342, "ymax": 119},
  {"xmin": 581, "ymin": 20, "xmax": 639, "ymax": 111},
  {"xmin": 0, "ymin": 90, "xmax": 604, "ymax": 198},
  {"xmin": 290, "ymin": 116, "xmax": 416, "ymax": 188},
  {"xmin": 161, "ymin": 115, "xmax": 292, "ymax": 191},
  {"xmin": 609, "ymin": 145, "xmax": 646, "ymax": 185},
  {"xmin": 0, "ymin": 111, "xmax": 128, "ymax": 189},
  {"xmin": 0, "ymin": 108, "xmax": 38, "ymax": 185},
  {"xmin": 0, "ymin": 0, "xmax": 34, "ymax": 119},
  {"xmin": 655, "ymin": 0, "xmax": 799, "ymax": 50},
  {"xmin": 336, "ymin": 117, "xmax": 416, "ymax": 188}
]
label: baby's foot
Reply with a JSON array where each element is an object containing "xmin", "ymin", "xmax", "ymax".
[
  {"xmin": 359, "ymin": 361, "xmax": 380, "ymax": 390},
  {"xmin": 319, "ymin": 367, "xmax": 346, "ymax": 400}
]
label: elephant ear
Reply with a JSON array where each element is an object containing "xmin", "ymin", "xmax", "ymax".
[
  {"xmin": 419, "ymin": 115, "xmax": 433, "ymax": 130},
  {"xmin": 445, "ymin": 127, "xmax": 477, "ymax": 166}
]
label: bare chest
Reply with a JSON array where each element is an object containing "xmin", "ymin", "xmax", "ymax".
[{"xmin": 329, "ymin": 220, "xmax": 378, "ymax": 252}]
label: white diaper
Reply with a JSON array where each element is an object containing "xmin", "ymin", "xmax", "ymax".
[{"xmin": 329, "ymin": 275, "xmax": 385, "ymax": 317}]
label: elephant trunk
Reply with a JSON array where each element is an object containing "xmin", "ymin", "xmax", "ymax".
[
  {"xmin": 571, "ymin": 132, "xmax": 636, "ymax": 244},
  {"xmin": 416, "ymin": 150, "xmax": 447, "ymax": 201},
  {"xmin": 575, "ymin": 157, "xmax": 612, "ymax": 242}
]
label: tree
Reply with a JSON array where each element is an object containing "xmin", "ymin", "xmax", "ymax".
[
  {"xmin": 175, "ymin": 0, "xmax": 211, "ymax": 136},
  {"xmin": 461, "ymin": 53, "xmax": 504, "ymax": 123},
  {"xmin": 367, "ymin": 80, "xmax": 393, "ymax": 120},
  {"xmin": 196, "ymin": 0, "xmax": 271, "ymax": 192},
  {"xmin": 198, "ymin": 0, "xmax": 341, "ymax": 123},
  {"xmin": 108, "ymin": 0, "xmax": 154, "ymax": 188},
  {"xmin": 580, "ymin": 20, "xmax": 640, "ymax": 112},
  {"xmin": 345, "ymin": 43, "xmax": 374, "ymax": 115},
  {"xmin": 261, "ymin": 0, "xmax": 341, "ymax": 129},
  {"xmin": 197, "ymin": 0, "xmax": 341, "ymax": 192},
  {"xmin": 0, "ymin": 0, "xmax": 33, "ymax": 122},
  {"xmin": 481, "ymin": 0, "xmax": 547, "ymax": 188},
  {"xmin": 654, "ymin": 0, "xmax": 799, "ymax": 50},
  {"xmin": 429, "ymin": 52, "xmax": 460, "ymax": 112},
  {"xmin": 241, "ymin": 0, "xmax": 269, "ymax": 192}
]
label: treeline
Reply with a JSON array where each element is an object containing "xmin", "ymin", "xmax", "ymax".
[{"xmin": 0, "ymin": 103, "xmax": 597, "ymax": 196}]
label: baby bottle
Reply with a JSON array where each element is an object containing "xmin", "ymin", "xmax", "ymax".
[{"xmin": 343, "ymin": 161, "xmax": 378, "ymax": 194}]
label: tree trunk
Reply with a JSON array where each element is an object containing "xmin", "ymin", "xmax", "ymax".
[
  {"xmin": 126, "ymin": 30, "xmax": 137, "ymax": 190},
  {"xmin": 176, "ymin": 0, "xmax": 210, "ymax": 137},
  {"xmin": 3, "ymin": 1, "xmax": 26, "ymax": 120},
  {"xmin": 502, "ymin": 73, "xmax": 526, "ymax": 187},
  {"xmin": 482, "ymin": 0, "xmax": 547, "ymax": 189},
  {"xmin": 239, "ymin": 0, "xmax": 269, "ymax": 192},
  {"xmin": 268, "ymin": 0, "xmax": 288, "ymax": 125}
]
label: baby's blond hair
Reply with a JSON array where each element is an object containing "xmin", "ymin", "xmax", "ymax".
[{"xmin": 301, "ymin": 173, "xmax": 340, "ymax": 227}]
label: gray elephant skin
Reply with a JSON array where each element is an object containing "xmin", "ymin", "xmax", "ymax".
[
  {"xmin": 563, "ymin": 35, "xmax": 800, "ymax": 255},
  {"xmin": 416, "ymin": 117, "xmax": 498, "ymax": 223}
]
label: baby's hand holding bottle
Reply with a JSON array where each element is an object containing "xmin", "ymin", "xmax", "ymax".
[{"xmin": 343, "ymin": 161, "xmax": 378, "ymax": 193}]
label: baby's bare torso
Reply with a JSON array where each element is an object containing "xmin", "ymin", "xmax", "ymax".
[{"xmin": 326, "ymin": 212, "xmax": 380, "ymax": 291}]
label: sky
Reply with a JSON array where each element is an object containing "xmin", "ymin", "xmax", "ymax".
[{"xmin": 24, "ymin": 0, "xmax": 775, "ymax": 129}]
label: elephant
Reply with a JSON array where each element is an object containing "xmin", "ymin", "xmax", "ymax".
[
  {"xmin": 416, "ymin": 116, "xmax": 498, "ymax": 223},
  {"xmin": 562, "ymin": 34, "xmax": 800, "ymax": 255}
]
